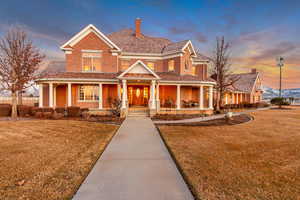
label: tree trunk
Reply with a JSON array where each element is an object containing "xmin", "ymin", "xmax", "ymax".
[
  {"xmin": 216, "ymin": 90, "xmax": 221, "ymax": 111},
  {"xmin": 11, "ymin": 91, "xmax": 18, "ymax": 119},
  {"xmin": 18, "ymin": 91, "xmax": 23, "ymax": 105}
]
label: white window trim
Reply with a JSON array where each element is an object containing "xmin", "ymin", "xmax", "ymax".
[
  {"xmin": 82, "ymin": 50, "xmax": 102, "ymax": 72},
  {"xmin": 78, "ymin": 85, "xmax": 99, "ymax": 102}
]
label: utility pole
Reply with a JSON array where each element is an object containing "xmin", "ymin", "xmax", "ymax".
[{"xmin": 277, "ymin": 56, "xmax": 284, "ymax": 97}]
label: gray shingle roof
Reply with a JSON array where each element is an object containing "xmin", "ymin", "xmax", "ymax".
[
  {"xmin": 162, "ymin": 40, "xmax": 189, "ymax": 54},
  {"xmin": 228, "ymin": 72, "xmax": 259, "ymax": 93}
]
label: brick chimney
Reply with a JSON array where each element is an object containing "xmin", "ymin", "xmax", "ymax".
[
  {"xmin": 251, "ymin": 68, "xmax": 257, "ymax": 73},
  {"xmin": 135, "ymin": 18, "xmax": 141, "ymax": 38}
]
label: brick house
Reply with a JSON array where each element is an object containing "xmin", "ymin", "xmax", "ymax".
[
  {"xmin": 221, "ymin": 69, "xmax": 263, "ymax": 105},
  {"xmin": 36, "ymin": 19, "xmax": 261, "ymax": 117}
]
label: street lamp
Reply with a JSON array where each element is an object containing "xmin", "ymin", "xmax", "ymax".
[{"xmin": 277, "ymin": 56, "xmax": 284, "ymax": 97}]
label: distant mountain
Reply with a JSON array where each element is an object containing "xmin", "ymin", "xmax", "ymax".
[{"xmin": 262, "ymin": 86, "xmax": 300, "ymax": 99}]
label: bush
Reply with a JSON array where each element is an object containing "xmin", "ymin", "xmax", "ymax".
[
  {"xmin": 270, "ymin": 97, "xmax": 290, "ymax": 106},
  {"xmin": 55, "ymin": 107, "xmax": 65, "ymax": 114},
  {"xmin": 17, "ymin": 105, "xmax": 32, "ymax": 117},
  {"xmin": 110, "ymin": 99, "xmax": 121, "ymax": 117},
  {"xmin": 31, "ymin": 107, "xmax": 54, "ymax": 116},
  {"xmin": 0, "ymin": 104, "xmax": 12, "ymax": 117},
  {"xmin": 67, "ymin": 106, "xmax": 80, "ymax": 117}
]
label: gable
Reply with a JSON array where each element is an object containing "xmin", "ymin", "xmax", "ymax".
[
  {"xmin": 118, "ymin": 60, "xmax": 160, "ymax": 79},
  {"xmin": 61, "ymin": 24, "xmax": 121, "ymax": 51}
]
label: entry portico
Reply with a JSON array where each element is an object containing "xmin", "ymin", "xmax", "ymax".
[{"xmin": 37, "ymin": 60, "xmax": 215, "ymax": 117}]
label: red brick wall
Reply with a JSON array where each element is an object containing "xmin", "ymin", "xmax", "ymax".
[
  {"xmin": 56, "ymin": 85, "xmax": 67, "ymax": 107},
  {"xmin": 102, "ymin": 84, "xmax": 118, "ymax": 108},
  {"xmin": 66, "ymin": 32, "xmax": 118, "ymax": 72}
]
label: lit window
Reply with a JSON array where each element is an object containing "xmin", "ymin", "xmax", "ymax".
[
  {"xmin": 192, "ymin": 66, "xmax": 196, "ymax": 76},
  {"xmin": 79, "ymin": 85, "xmax": 99, "ymax": 101},
  {"xmin": 147, "ymin": 62, "xmax": 155, "ymax": 70},
  {"xmin": 168, "ymin": 60, "xmax": 174, "ymax": 71},
  {"xmin": 121, "ymin": 60, "xmax": 130, "ymax": 71},
  {"xmin": 82, "ymin": 52, "xmax": 101, "ymax": 72},
  {"xmin": 185, "ymin": 59, "xmax": 189, "ymax": 70}
]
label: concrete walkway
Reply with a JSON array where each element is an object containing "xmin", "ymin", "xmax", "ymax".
[
  {"xmin": 153, "ymin": 107, "xmax": 270, "ymax": 124},
  {"xmin": 73, "ymin": 117, "xmax": 194, "ymax": 200}
]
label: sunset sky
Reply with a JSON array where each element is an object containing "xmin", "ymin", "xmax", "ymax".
[{"xmin": 0, "ymin": 0, "xmax": 299, "ymax": 89}]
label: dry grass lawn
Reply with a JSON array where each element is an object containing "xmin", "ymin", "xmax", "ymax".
[
  {"xmin": 159, "ymin": 107, "xmax": 300, "ymax": 200},
  {"xmin": 0, "ymin": 120, "xmax": 118, "ymax": 200}
]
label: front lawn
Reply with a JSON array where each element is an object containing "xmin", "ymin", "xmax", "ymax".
[
  {"xmin": 158, "ymin": 107, "xmax": 300, "ymax": 200},
  {"xmin": 0, "ymin": 120, "xmax": 118, "ymax": 200}
]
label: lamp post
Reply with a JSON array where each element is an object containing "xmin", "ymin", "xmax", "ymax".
[{"xmin": 277, "ymin": 56, "xmax": 284, "ymax": 97}]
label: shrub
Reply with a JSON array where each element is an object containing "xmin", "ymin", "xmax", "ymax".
[
  {"xmin": 110, "ymin": 99, "xmax": 121, "ymax": 117},
  {"xmin": 67, "ymin": 106, "xmax": 80, "ymax": 117},
  {"xmin": 270, "ymin": 97, "xmax": 290, "ymax": 106},
  {"xmin": 17, "ymin": 105, "xmax": 32, "ymax": 117},
  {"xmin": 80, "ymin": 108, "xmax": 89, "ymax": 117},
  {"xmin": 0, "ymin": 104, "xmax": 12, "ymax": 117},
  {"xmin": 55, "ymin": 107, "xmax": 65, "ymax": 114},
  {"xmin": 52, "ymin": 112, "xmax": 64, "ymax": 120},
  {"xmin": 31, "ymin": 107, "xmax": 54, "ymax": 116}
]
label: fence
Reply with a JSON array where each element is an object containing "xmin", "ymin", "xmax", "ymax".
[{"xmin": 0, "ymin": 96, "xmax": 39, "ymax": 106}]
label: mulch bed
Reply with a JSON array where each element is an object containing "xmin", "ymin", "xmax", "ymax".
[
  {"xmin": 151, "ymin": 114, "xmax": 207, "ymax": 121},
  {"xmin": 157, "ymin": 114, "xmax": 252, "ymax": 126}
]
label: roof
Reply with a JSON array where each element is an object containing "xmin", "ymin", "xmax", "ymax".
[
  {"xmin": 228, "ymin": 72, "xmax": 259, "ymax": 93},
  {"xmin": 107, "ymin": 29, "xmax": 171, "ymax": 54}
]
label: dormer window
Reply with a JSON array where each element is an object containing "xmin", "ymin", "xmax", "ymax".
[
  {"xmin": 192, "ymin": 66, "xmax": 196, "ymax": 76},
  {"xmin": 82, "ymin": 50, "xmax": 102, "ymax": 72},
  {"xmin": 147, "ymin": 62, "xmax": 155, "ymax": 71}
]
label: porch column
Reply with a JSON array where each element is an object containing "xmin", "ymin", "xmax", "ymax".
[
  {"xmin": 240, "ymin": 93, "xmax": 243, "ymax": 103},
  {"xmin": 150, "ymin": 80, "xmax": 156, "ymax": 109},
  {"xmin": 232, "ymin": 93, "xmax": 235, "ymax": 104},
  {"xmin": 156, "ymin": 84, "xmax": 160, "ymax": 110},
  {"xmin": 199, "ymin": 85, "xmax": 203, "ymax": 109},
  {"xmin": 39, "ymin": 84, "xmax": 43, "ymax": 108},
  {"xmin": 236, "ymin": 92, "xmax": 239, "ymax": 104},
  {"xmin": 49, "ymin": 82, "xmax": 53, "ymax": 108},
  {"xmin": 121, "ymin": 80, "xmax": 127, "ymax": 109},
  {"xmin": 176, "ymin": 85, "xmax": 181, "ymax": 109},
  {"xmin": 53, "ymin": 85, "xmax": 57, "ymax": 107},
  {"xmin": 225, "ymin": 93, "xmax": 228, "ymax": 105},
  {"xmin": 209, "ymin": 86, "xmax": 213, "ymax": 109},
  {"xmin": 67, "ymin": 83, "xmax": 72, "ymax": 107},
  {"xmin": 117, "ymin": 84, "xmax": 121, "ymax": 100},
  {"xmin": 98, "ymin": 83, "xmax": 103, "ymax": 109}
]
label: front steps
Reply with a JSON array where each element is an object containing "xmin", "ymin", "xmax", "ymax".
[{"xmin": 128, "ymin": 107, "xmax": 150, "ymax": 117}]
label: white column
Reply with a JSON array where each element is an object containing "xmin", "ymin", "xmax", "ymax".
[
  {"xmin": 151, "ymin": 80, "xmax": 156, "ymax": 109},
  {"xmin": 67, "ymin": 83, "xmax": 72, "ymax": 107},
  {"xmin": 121, "ymin": 80, "xmax": 127, "ymax": 109},
  {"xmin": 53, "ymin": 86, "xmax": 57, "ymax": 107},
  {"xmin": 236, "ymin": 92, "xmax": 239, "ymax": 104},
  {"xmin": 49, "ymin": 83, "xmax": 53, "ymax": 108},
  {"xmin": 39, "ymin": 83, "xmax": 43, "ymax": 108},
  {"xmin": 225, "ymin": 93, "xmax": 228, "ymax": 104},
  {"xmin": 117, "ymin": 84, "xmax": 121, "ymax": 100},
  {"xmin": 176, "ymin": 85, "xmax": 181, "ymax": 109},
  {"xmin": 156, "ymin": 84, "xmax": 160, "ymax": 110},
  {"xmin": 240, "ymin": 93, "xmax": 243, "ymax": 103},
  {"xmin": 209, "ymin": 86, "xmax": 213, "ymax": 109},
  {"xmin": 232, "ymin": 93, "xmax": 235, "ymax": 104},
  {"xmin": 98, "ymin": 83, "xmax": 103, "ymax": 109},
  {"xmin": 199, "ymin": 85, "xmax": 203, "ymax": 109}
]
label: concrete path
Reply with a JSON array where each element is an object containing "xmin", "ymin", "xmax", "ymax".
[
  {"xmin": 153, "ymin": 107, "xmax": 270, "ymax": 124},
  {"xmin": 73, "ymin": 117, "xmax": 194, "ymax": 200}
]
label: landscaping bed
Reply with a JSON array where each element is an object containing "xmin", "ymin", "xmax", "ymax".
[
  {"xmin": 158, "ymin": 108, "xmax": 300, "ymax": 200},
  {"xmin": 0, "ymin": 120, "xmax": 118, "ymax": 200},
  {"xmin": 151, "ymin": 113, "xmax": 208, "ymax": 121},
  {"xmin": 158, "ymin": 114, "xmax": 252, "ymax": 126}
]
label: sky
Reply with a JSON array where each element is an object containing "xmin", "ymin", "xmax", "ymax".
[{"xmin": 0, "ymin": 0, "xmax": 299, "ymax": 89}]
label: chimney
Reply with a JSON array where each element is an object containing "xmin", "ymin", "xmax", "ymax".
[
  {"xmin": 135, "ymin": 18, "xmax": 141, "ymax": 38},
  {"xmin": 251, "ymin": 68, "xmax": 257, "ymax": 74}
]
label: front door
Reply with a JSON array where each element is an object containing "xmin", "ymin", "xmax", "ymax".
[{"xmin": 128, "ymin": 85, "xmax": 149, "ymax": 107}]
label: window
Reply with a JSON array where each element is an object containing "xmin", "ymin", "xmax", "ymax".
[
  {"xmin": 82, "ymin": 52, "xmax": 101, "ymax": 72},
  {"xmin": 147, "ymin": 62, "xmax": 155, "ymax": 70},
  {"xmin": 192, "ymin": 66, "xmax": 197, "ymax": 76},
  {"xmin": 120, "ymin": 59, "xmax": 130, "ymax": 71},
  {"xmin": 79, "ymin": 85, "xmax": 99, "ymax": 101},
  {"xmin": 168, "ymin": 60, "xmax": 175, "ymax": 71},
  {"xmin": 185, "ymin": 59, "xmax": 189, "ymax": 70}
]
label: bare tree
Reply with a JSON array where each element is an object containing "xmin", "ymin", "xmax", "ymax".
[
  {"xmin": 211, "ymin": 36, "xmax": 239, "ymax": 111},
  {"xmin": 0, "ymin": 26, "xmax": 45, "ymax": 119}
]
